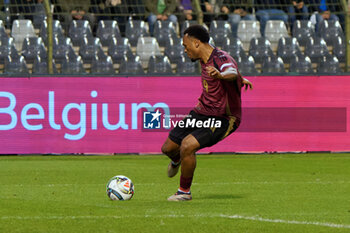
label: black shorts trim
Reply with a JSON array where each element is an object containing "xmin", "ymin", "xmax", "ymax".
[{"xmin": 168, "ymin": 110, "xmax": 239, "ymax": 149}]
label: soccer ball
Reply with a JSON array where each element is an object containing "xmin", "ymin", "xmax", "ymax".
[{"xmin": 106, "ymin": 175, "xmax": 134, "ymax": 201}]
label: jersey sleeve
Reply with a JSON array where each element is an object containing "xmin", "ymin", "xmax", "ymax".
[{"xmin": 213, "ymin": 53, "xmax": 238, "ymax": 75}]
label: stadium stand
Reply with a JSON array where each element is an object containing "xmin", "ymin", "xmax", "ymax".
[
  {"xmin": 108, "ymin": 37, "xmax": 135, "ymax": 64},
  {"xmin": 96, "ymin": 20, "xmax": 122, "ymax": 46},
  {"xmin": 317, "ymin": 54, "xmax": 341, "ymax": 74},
  {"xmin": 236, "ymin": 55, "xmax": 258, "ymax": 76},
  {"xmin": 68, "ymin": 20, "xmax": 93, "ymax": 46},
  {"xmin": 289, "ymin": 55, "xmax": 314, "ymax": 74},
  {"xmin": 222, "ymin": 37, "xmax": 247, "ymax": 62},
  {"xmin": 264, "ymin": 20, "xmax": 289, "ymax": 50},
  {"xmin": 0, "ymin": 0, "xmax": 347, "ymax": 75},
  {"xmin": 304, "ymin": 36, "xmax": 330, "ymax": 63},
  {"xmin": 209, "ymin": 20, "xmax": 232, "ymax": 48},
  {"xmin": 11, "ymin": 19, "xmax": 36, "ymax": 51},
  {"xmin": 237, "ymin": 20, "xmax": 261, "ymax": 51},
  {"xmin": 176, "ymin": 55, "xmax": 200, "ymax": 75},
  {"xmin": 78, "ymin": 37, "xmax": 104, "ymax": 64},
  {"xmin": 164, "ymin": 37, "xmax": 184, "ymax": 64},
  {"xmin": 292, "ymin": 20, "xmax": 316, "ymax": 47},
  {"xmin": 4, "ymin": 55, "xmax": 29, "ymax": 75},
  {"xmin": 90, "ymin": 54, "xmax": 115, "ymax": 75},
  {"xmin": 248, "ymin": 37, "xmax": 274, "ymax": 64},
  {"xmin": 125, "ymin": 19, "xmax": 150, "ymax": 47},
  {"xmin": 119, "ymin": 55, "xmax": 145, "ymax": 75},
  {"xmin": 21, "ymin": 37, "xmax": 47, "ymax": 63},
  {"xmin": 277, "ymin": 37, "xmax": 302, "ymax": 64},
  {"xmin": 0, "ymin": 37, "xmax": 18, "ymax": 64},
  {"xmin": 32, "ymin": 55, "xmax": 58, "ymax": 74},
  {"xmin": 40, "ymin": 20, "xmax": 65, "ymax": 45},
  {"xmin": 148, "ymin": 55, "xmax": 173, "ymax": 75},
  {"xmin": 261, "ymin": 56, "xmax": 286, "ymax": 75},
  {"xmin": 60, "ymin": 55, "xmax": 86, "ymax": 74}
]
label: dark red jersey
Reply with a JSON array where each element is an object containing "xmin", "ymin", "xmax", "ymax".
[{"xmin": 194, "ymin": 48, "xmax": 243, "ymax": 124}]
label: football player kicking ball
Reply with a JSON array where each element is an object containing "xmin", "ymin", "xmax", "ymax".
[{"xmin": 161, "ymin": 25, "xmax": 253, "ymax": 201}]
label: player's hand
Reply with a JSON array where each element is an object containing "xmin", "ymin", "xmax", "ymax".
[
  {"xmin": 206, "ymin": 66, "xmax": 223, "ymax": 79},
  {"xmin": 242, "ymin": 78, "xmax": 253, "ymax": 90}
]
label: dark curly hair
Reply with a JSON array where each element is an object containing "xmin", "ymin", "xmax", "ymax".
[{"xmin": 183, "ymin": 25, "xmax": 210, "ymax": 43}]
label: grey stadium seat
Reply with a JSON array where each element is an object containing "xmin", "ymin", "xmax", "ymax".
[
  {"xmin": 96, "ymin": 20, "xmax": 122, "ymax": 46},
  {"xmin": 119, "ymin": 56, "xmax": 145, "ymax": 75},
  {"xmin": 68, "ymin": 20, "xmax": 93, "ymax": 46},
  {"xmin": 148, "ymin": 55, "xmax": 173, "ymax": 75},
  {"xmin": 108, "ymin": 37, "xmax": 134, "ymax": 64}
]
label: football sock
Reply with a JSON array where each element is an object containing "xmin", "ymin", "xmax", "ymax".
[
  {"xmin": 178, "ymin": 188, "xmax": 191, "ymax": 194},
  {"xmin": 179, "ymin": 175, "xmax": 193, "ymax": 193}
]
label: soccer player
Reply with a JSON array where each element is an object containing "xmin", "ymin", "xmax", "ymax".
[{"xmin": 161, "ymin": 24, "xmax": 253, "ymax": 201}]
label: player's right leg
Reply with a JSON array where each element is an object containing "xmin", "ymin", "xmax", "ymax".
[{"xmin": 161, "ymin": 137, "xmax": 181, "ymax": 177}]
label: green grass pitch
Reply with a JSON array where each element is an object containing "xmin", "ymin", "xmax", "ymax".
[{"xmin": 0, "ymin": 153, "xmax": 350, "ymax": 233}]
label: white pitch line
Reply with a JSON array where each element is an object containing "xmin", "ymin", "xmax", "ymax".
[
  {"xmin": 1, "ymin": 214, "xmax": 350, "ymax": 229},
  {"xmin": 220, "ymin": 214, "xmax": 350, "ymax": 229},
  {"xmin": 1, "ymin": 181, "xmax": 350, "ymax": 187}
]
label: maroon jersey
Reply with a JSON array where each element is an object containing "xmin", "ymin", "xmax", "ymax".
[{"xmin": 194, "ymin": 48, "xmax": 242, "ymax": 124}]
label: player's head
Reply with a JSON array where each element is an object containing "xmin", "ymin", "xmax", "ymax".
[{"xmin": 182, "ymin": 25, "xmax": 210, "ymax": 62}]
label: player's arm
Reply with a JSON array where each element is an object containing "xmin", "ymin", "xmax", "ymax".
[
  {"xmin": 206, "ymin": 66, "xmax": 238, "ymax": 81},
  {"xmin": 206, "ymin": 65, "xmax": 253, "ymax": 90}
]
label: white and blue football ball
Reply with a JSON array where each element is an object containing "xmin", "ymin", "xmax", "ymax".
[{"xmin": 106, "ymin": 175, "xmax": 134, "ymax": 201}]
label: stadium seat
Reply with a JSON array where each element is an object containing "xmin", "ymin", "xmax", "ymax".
[
  {"xmin": 108, "ymin": 37, "xmax": 134, "ymax": 64},
  {"xmin": 148, "ymin": 55, "xmax": 173, "ymax": 75},
  {"xmin": 332, "ymin": 36, "xmax": 345, "ymax": 63},
  {"xmin": 318, "ymin": 20, "xmax": 344, "ymax": 45},
  {"xmin": 61, "ymin": 56, "xmax": 86, "ymax": 74},
  {"xmin": 136, "ymin": 37, "xmax": 162, "ymax": 66},
  {"xmin": 236, "ymin": 55, "xmax": 258, "ymax": 76},
  {"xmin": 32, "ymin": 56, "xmax": 58, "ymax": 75},
  {"xmin": 289, "ymin": 55, "xmax": 314, "ymax": 74},
  {"xmin": 264, "ymin": 20, "xmax": 289, "ymax": 51},
  {"xmin": 237, "ymin": 20, "xmax": 261, "ymax": 50},
  {"xmin": 261, "ymin": 56, "xmax": 286, "ymax": 75},
  {"xmin": 11, "ymin": 20, "xmax": 36, "ymax": 51},
  {"xmin": 181, "ymin": 20, "xmax": 196, "ymax": 36},
  {"xmin": 304, "ymin": 37, "xmax": 329, "ymax": 63},
  {"xmin": 248, "ymin": 37, "xmax": 274, "ymax": 64},
  {"xmin": 119, "ymin": 55, "xmax": 145, "ymax": 75},
  {"xmin": 68, "ymin": 20, "xmax": 93, "ymax": 46},
  {"xmin": 222, "ymin": 37, "xmax": 247, "ymax": 62},
  {"xmin": 317, "ymin": 55, "xmax": 341, "ymax": 74},
  {"xmin": 125, "ymin": 20, "xmax": 149, "ymax": 46},
  {"xmin": 4, "ymin": 55, "xmax": 29, "ymax": 75},
  {"xmin": 91, "ymin": 54, "xmax": 115, "ymax": 75},
  {"xmin": 0, "ymin": 37, "xmax": 18, "ymax": 64},
  {"xmin": 164, "ymin": 37, "xmax": 184, "ymax": 63},
  {"xmin": 53, "ymin": 37, "xmax": 76, "ymax": 64},
  {"xmin": 40, "ymin": 20, "xmax": 65, "ymax": 44},
  {"xmin": 79, "ymin": 37, "xmax": 104, "ymax": 64},
  {"xmin": 210, "ymin": 20, "xmax": 232, "ymax": 48},
  {"xmin": 0, "ymin": 20, "xmax": 8, "ymax": 39},
  {"xmin": 292, "ymin": 20, "xmax": 315, "ymax": 47},
  {"xmin": 176, "ymin": 55, "xmax": 200, "ymax": 75},
  {"xmin": 153, "ymin": 20, "xmax": 178, "ymax": 47},
  {"xmin": 96, "ymin": 20, "xmax": 122, "ymax": 46},
  {"xmin": 21, "ymin": 37, "xmax": 47, "ymax": 63},
  {"xmin": 277, "ymin": 37, "xmax": 302, "ymax": 64}
]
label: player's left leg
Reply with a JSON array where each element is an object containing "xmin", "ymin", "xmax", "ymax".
[{"xmin": 167, "ymin": 134, "xmax": 200, "ymax": 201}]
